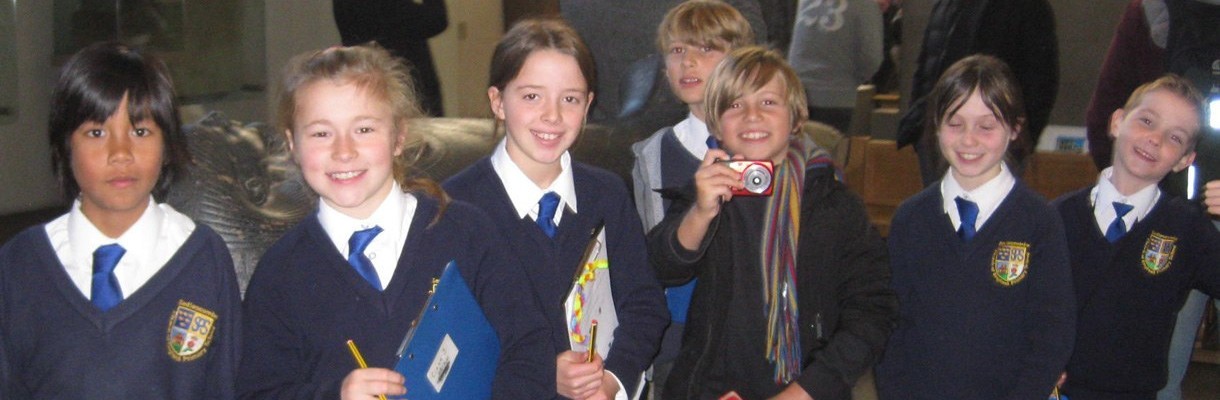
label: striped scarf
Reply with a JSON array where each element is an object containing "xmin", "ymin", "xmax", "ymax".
[{"xmin": 761, "ymin": 134, "xmax": 833, "ymax": 384}]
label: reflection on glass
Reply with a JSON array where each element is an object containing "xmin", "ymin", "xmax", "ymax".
[
  {"xmin": 0, "ymin": 0, "xmax": 15, "ymax": 122},
  {"xmin": 52, "ymin": 0, "xmax": 264, "ymax": 102},
  {"xmin": 55, "ymin": 0, "xmax": 183, "ymax": 56}
]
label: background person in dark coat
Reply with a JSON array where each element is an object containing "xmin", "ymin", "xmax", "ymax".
[
  {"xmin": 333, "ymin": 0, "xmax": 448, "ymax": 117},
  {"xmin": 895, "ymin": 0, "xmax": 1059, "ymax": 186}
]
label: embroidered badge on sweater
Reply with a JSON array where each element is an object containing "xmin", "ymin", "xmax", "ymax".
[
  {"xmin": 166, "ymin": 300, "xmax": 217, "ymax": 362},
  {"xmin": 992, "ymin": 242, "xmax": 1030, "ymax": 286},
  {"xmin": 1141, "ymin": 232, "xmax": 1178, "ymax": 275}
]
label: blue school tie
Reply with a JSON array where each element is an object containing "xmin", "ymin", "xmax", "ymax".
[
  {"xmin": 706, "ymin": 136, "xmax": 719, "ymax": 150},
  {"xmin": 537, "ymin": 192, "xmax": 560, "ymax": 238},
  {"xmin": 348, "ymin": 226, "xmax": 384, "ymax": 291},
  {"xmin": 91, "ymin": 244, "xmax": 126, "ymax": 311},
  {"xmin": 1106, "ymin": 202, "xmax": 1134, "ymax": 243},
  {"xmin": 955, "ymin": 197, "xmax": 979, "ymax": 241}
]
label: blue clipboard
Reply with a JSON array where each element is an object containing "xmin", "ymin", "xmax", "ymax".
[{"xmin": 393, "ymin": 261, "xmax": 500, "ymax": 399}]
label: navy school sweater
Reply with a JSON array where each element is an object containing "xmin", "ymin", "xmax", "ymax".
[
  {"xmin": 0, "ymin": 224, "xmax": 241, "ymax": 399},
  {"xmin": 876, "ymin": 181, "xmax": 1075, "ymax": 400},
  {"xmin": 1054, "ymin": 188, "xmax": 1220, "ymax": 400},
  {"xmin": 237, "ymin": 194, "xmax": 553, "ymax": 399},
  {"xmin": 444, "ymin": 158, "xmax": 668, "ymax": 395}
]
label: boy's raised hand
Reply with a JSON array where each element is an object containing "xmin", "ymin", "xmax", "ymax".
[
  {"xmin": 1204, "ymin": 180, "xmax": 1220, "ymax": 216},
  {"xmin": 340, "ymin": 367, "xmax": 406, "ymax": 399},
  {"xmin": 676, "ymin": 149, "xmax": 745, "ymax": 250},
  {"xmin": 692, "ymin": 149, "xmax": 745, "ymax": 217},
  {"xmin": 556, "ymin": 350, "xmax": 605, "ymax": 399}
]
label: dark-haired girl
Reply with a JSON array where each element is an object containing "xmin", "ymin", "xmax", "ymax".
[{"xmin": 875, "ymin": 54, "xmax": 1075, "ymax": 399}]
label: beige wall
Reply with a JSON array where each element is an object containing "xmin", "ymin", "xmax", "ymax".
[
  {"xmin": 432, "ymin": 0, "xmax": 504, "ymax": 118},
  {"xmin": 0, "ymin": 2, "xmax": 60, "ymax": 214},
  {"xmin": 1049, "ymin": 1, "xmax": 1127, "ymax": 125}
]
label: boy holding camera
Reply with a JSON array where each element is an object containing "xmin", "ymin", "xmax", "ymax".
[{"xmin": 645, "ymin": 46, "xmax": 896, "ymax": 400}]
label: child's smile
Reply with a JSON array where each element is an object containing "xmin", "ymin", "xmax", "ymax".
[{"xmin": 327, "ymin": 170, "xmax": 365, "ymax": 181}]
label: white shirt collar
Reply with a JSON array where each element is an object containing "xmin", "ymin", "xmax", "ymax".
[
  {"xmin": 673, "ymin": 113, "xmax": 712, "ymax": 158},
  {"xmin": 52, "ymin": 197, "xmax": 194, "ymax": 300},
  {"xmin": 317, "ymin": 181, "xmax": 417, "ymax": 287},
  {"xmin": 69, "ymin": 196, "xmax": 161, "ymax": 275},
  {"xmin": 1090, "ymin": 166, "xmax": 1160, "ymax": 233},
  {"xmin": 489, "ymin": 137, "xmax": 578, "ymax": 225},
  {"xmin": 941, "ymin": 163, "xmax": 1017, "ymax": 232}
]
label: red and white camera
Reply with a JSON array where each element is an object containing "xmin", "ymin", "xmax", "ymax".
[{"xmin": 719, "ymin": 160, "xmax": 774, "ymax": 196}]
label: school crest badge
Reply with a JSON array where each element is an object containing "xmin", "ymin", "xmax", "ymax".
[
  {"xmin": 1141, "ymin": 231, "xmax": 1178, "ymax": 275},
  {"xmin": 992, "ymin": 241, "xmax": 1030, "ymax": 286},
  {"xmin": 166, "ymin": 300, "xmax": 217, "ymax": 362}
]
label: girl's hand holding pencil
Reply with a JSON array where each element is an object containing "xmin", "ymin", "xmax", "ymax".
[{"xmin": 342, "ymin": 339, "xmax": 406, "ymax": 400}]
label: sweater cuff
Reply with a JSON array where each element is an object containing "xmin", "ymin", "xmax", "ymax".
[
  {"xmin": 797, "ymin": 363, "xmax": 851, "ymax": 400},
  {"xmin": 605, "ymin": 362, "xmax": 642, "ymax": 398},
  {"xmin": 608, "ymin": 371, "xmax": 629, "ymax": 400},
  {"xmin": 666, "ymin": 216, "xmax": 717, "ymax": 264}
]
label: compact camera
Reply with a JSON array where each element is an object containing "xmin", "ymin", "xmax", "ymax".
[{"xmin": 719, "ymin": 160, "xmax": 774, "ymax": 196}]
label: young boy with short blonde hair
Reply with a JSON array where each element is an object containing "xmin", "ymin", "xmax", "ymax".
[
  {"xmin": 630, "ymin": 1, "xmax": 755, "ymax": 395},
  {"xmin": 1054, "ymin": 74, "xmax": 1220, "ymax": 399}
]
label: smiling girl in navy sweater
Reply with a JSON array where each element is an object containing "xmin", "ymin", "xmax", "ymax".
[{"xmin": 875, "ymin": 54, "xmax": 1075, "ymax": 400}]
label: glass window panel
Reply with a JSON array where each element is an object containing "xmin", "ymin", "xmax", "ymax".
[
  {"xmin": 52, "ymin": 0, "xmax": 265, "ymax": 109},
  {"xmin": 0, "ymin": 0, "xmax": 15, "ymax": 123}
]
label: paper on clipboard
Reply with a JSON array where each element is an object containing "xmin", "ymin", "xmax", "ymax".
[{"xmin": 564, "ymin": 223, "xmax": 617, "ymax": 359}]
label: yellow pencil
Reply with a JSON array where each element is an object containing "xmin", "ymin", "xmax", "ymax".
[
  {"xmin": 346, "ymin": 339, "xmax": 388, "ymax": 400},
  {"xmin": 586, "ymin": 321, "xmax": 599, "ymax": 363}
]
